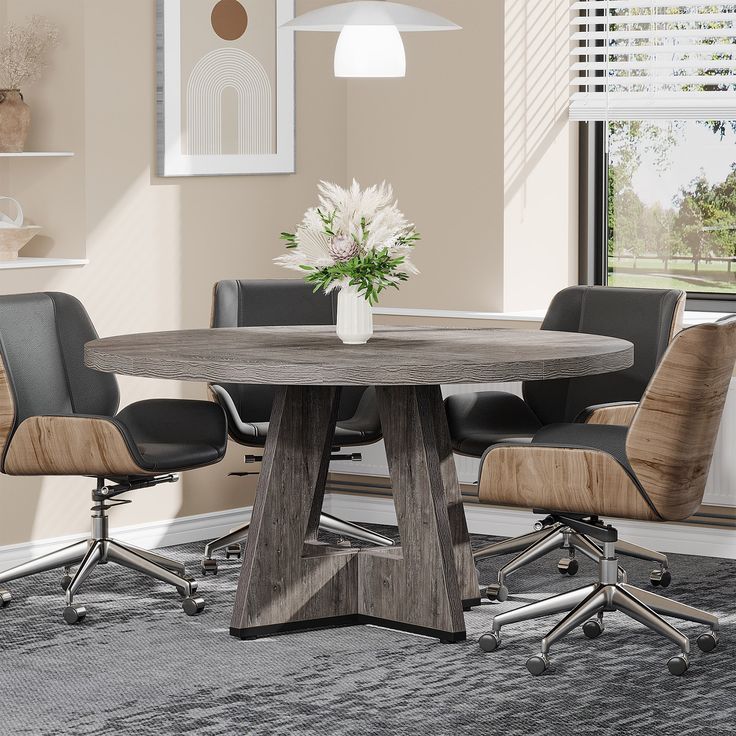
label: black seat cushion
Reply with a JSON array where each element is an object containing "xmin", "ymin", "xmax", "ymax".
[
  {"xmin": 531, "ymin": 423, "xmax": 634, "ymax": 477},
  {"xmin": 217, "ymin": 421, "xmax": 382, "ymax": 448},
  {"xmin": 445, "ymin": 391, "xmax": 542, "ymax": 456},
  {"xmin": 211, "ymin": 384, "xmax": 382, "ymax": 448},
  {"xmin": 115, "ymin": 399, "xmax": 228, "ymax": 473},
  {"xmin": 333, "ymin": 388, "xmax": 382, "ymax": 445}
]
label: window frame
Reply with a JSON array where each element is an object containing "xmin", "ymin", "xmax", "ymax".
[{"xmin": 578, "ymin": 120, "xmax": 736, "ymax": 312}]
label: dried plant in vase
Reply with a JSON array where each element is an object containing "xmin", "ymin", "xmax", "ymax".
[
  {"xmin": 276, "ymin": 180, "xmax": 420, "ymax": 344},
  {"xmin": 0, "ymin": 15, "xmax": 60, "ymax": 152}
]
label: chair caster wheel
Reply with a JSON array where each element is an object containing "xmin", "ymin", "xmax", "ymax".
[
  {"xmin": 225, "ymin": 544, "xmax": 242, "ymax": 560},
  {"xmin": 63, "ymin": 604, "xmax": 86, "ymax": 625},
  {"xmin": 667, "ymin": 653, "xmax": 689, "ymax": 676},
  {"xmin": 582, "ymin": 618, "xmax": 604, "ymax": 639},
  {"xmin": 485, "ymin": 583, "xmax": 509, "ymax": 603},
  {"xmin": 60, "ymin": 575, "xmax": 73, "ymax": 592},
  {"xmin": 526, "ymin": 653, "xmax": 551, "ymax": 676},
  {"xmin": 182, "ymin": 596, "xmax": 206, "ymax": 616},
  {"xmin": 558, "ymin": 557, "xmax": 579, "ymax": 576},
  {"xmin": 176, "ymin": 577, "xmax": 198, "ymax": 597},
  {"xmin": 478, "ymin": 632, "xmax": 501, "ymax": 652},
  {"xmin": 200, "ymin": 558, "xmax": 218, "ymax": 576},
  {"xmin": 650, "ymin": 569, "xmax": 671, "ymax": 587},
  {"xmin": 697, "ymin": 631, "xmax": 719, "ymax": 653},
  {"xmin": 0, "ymin": 589, "xmax": 11, "ymax": 608},
  {"xmin": 336, "ymin": 538, "xmax": 352, "ymax": 548}
]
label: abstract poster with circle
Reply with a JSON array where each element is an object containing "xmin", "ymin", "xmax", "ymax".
[{"xmin": 157, "ymin": 0, "xmax": 295, "ymax": 176}]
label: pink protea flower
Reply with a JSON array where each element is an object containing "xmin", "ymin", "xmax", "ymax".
[{"xmin": 329, "ymin": 234, "xmax": 361, "ymax": 262}]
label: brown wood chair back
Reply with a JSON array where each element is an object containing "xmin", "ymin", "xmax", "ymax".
[
  {"xmin": 0, "ymin": 353, "xmax": 14, "ymax": 465},
  {"xmin": 627, "ymin": 316, "xmax": 736, "ymax": 521}
]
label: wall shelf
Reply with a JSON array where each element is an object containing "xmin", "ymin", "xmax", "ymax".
[
  {"xmin": 0, "ymin": 152, "xmax": 75, "ymax": 158},
  {"xmin": 0, "ymin": 257, "xmax": 89, "ymax": 270}
]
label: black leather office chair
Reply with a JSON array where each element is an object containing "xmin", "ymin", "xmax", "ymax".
[
  {"xmin": 477, "ymin": 317, "xmax": 736, "ymax": 676},
  {"xmin": 0, "ymin": 292, "xmax": 228, "ymax": 623},
  {"xmin": 445, "ymin": 286, "xmax": 686, "ymax": 599},
  {"xmin": 201, "ymin": 279, "xmax": 392, "ymax": 574}
]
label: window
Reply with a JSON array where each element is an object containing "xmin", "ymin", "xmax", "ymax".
[
  {"xmin": 607, "ymin": 120, "xmax": 736, "ymax": 296},
  {"xmin": 572, "ymin": 2, "xmax": 736, "ymax": 307}
]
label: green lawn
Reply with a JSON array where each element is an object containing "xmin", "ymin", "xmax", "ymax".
[
  {"xmin": 609, "ymin": 256, "xmax": 736, "ymax": 293},
  {"xmin": 609, "ymin": 272, "xmax": 736, "ymax": 293}
]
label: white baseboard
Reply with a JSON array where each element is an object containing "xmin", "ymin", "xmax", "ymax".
[
  {"xmin": 324, "ymin": 494, "xmax": 736, "ymax": 560},
  {"xmin": 0, "ymin": 507, "xmax": 253, "ymax": 570},
  {"xmin": 1, "ymin": 492, "xmax": 734, "ymax": 570}
]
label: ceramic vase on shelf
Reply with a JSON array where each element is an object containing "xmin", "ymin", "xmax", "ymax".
[
  {"xmin": 0, "ymin": 90, "xmax": 30, "ymax": 153},
  {"xmin": 336, "ymin": 286, "xmax": 373, "ymax": 345}
]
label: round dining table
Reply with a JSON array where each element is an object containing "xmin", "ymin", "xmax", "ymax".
[{"xmin": 85, "ymin": 326, "xmax": 634, "ymax": 643}]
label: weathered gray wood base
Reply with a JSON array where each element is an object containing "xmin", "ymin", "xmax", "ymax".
[{"xmin": 230, "ymin": 385, "xmax": 476, "ymax": 642}]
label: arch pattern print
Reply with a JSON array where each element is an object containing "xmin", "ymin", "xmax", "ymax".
[
  {"xmin": 186, "ymin": 48, "xmax": 273, "ymax": 156},
  {"xmin": 157, "ymin": 0, "xmax": 294, "ymax": 176}
]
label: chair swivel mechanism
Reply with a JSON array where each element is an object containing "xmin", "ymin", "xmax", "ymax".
[
  {"xmin": 476, "ymin": 316, "xmax": 736, "ymax": 675},
  {"xmin": 201, "ymin": 279, "xmax": 393, "ymax": 575},
  {"xmin": 0, "ymin": 293, "xmax": 228, "ymax": 623},
  {"xmin": 444, "ymin": 286, "xmax": 686, "ymax": 598}
]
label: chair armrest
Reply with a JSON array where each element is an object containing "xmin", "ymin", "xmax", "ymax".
[
  {"xmin": 336, "ymin": 386, "xmax": 382, "ymax": 438},
  {"xmin": 575, "ymin": 402, "xmax": 639, "ymax": 427},
  {"xmin": 4, "ymin": 415, "xmax": 148, "ymax": 477},
  {"xmin": 209, "ymin": 385, "xmax": 262, "ymax": 445},
  {"xmin": 478, "ymin": 443, "xmax": 657, "ymax": 521}
]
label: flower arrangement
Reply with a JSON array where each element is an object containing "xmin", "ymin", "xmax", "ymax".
[
  {"xmin": 0, "ymin": 16, "xmax": 60, "ymax": 91},
  {"xmin": 275, "ymin": 180, "xmax": 420, "ymax": 305}
]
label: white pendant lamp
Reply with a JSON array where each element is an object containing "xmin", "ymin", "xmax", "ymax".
[{"xmin": 282, "ymin": 1, "xmax": 461, "ymax": 78}]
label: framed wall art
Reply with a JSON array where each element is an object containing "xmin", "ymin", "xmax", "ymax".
[{"xmin": 157, "ymin": 0, "xmax": 295, "ymax": 176}]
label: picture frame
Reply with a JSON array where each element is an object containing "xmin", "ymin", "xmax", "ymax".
[{"xmin": 156, "ymin": 0, "xmax": 295, "ymax": 177}]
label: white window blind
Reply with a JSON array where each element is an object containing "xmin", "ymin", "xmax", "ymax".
[{"xmin": 569, "ymin": 1, "xmax": 736, "ymax": 120}]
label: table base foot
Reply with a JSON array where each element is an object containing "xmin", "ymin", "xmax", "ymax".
[
  {"xmin": 230, "ymin": 614, "xmax": 466, "ymax": 644},
  {"xmin": 230, "ymin": 615, "xmax": 359, "ymax": 641}
]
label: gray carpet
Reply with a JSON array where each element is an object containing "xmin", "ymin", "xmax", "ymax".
[{"xmin": 0, "ymin": 526, "xmax": 734, "ymax": 736}]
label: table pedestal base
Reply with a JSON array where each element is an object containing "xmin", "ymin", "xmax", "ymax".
[{"xmin": 230, "ymin": 385, "xmax": 478, "ymax": 643}]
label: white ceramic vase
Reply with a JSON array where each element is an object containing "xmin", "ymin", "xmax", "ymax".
[{"xmin": 336, "ymin": 286, "xmax": 373, "ymax": 345}]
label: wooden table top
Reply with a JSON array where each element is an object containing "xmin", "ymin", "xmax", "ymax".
[{"xmin": 85, "ymin": 326, "xmax": 634, "ymax": 386}]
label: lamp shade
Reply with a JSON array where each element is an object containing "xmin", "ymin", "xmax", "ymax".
[
  {"xmin": 282, "ymin": 1, "xmax": 461, "ymax": 32},
  {"xmin": 334, "ymin": 25, "xmax": 406, "ymax": 77}
]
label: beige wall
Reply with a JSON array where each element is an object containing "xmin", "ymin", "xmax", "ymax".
[
  {"xmin": 0, "ymin": 0, "xmax": 347, "ymax": 545},
  {"xmin": 346, "ymin": 0, "xmax": 506, "ymax": 312},
  {"xmin": 503, "ymin": 0, "xmax": 578, "ymax": 312},
  {"xmin": 0, "ymin": 1, "xmax": 576, "ymax": 546},
  {"xmin": 347, "ymin": 0, "xmax": 577, "ymax": 313}
]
